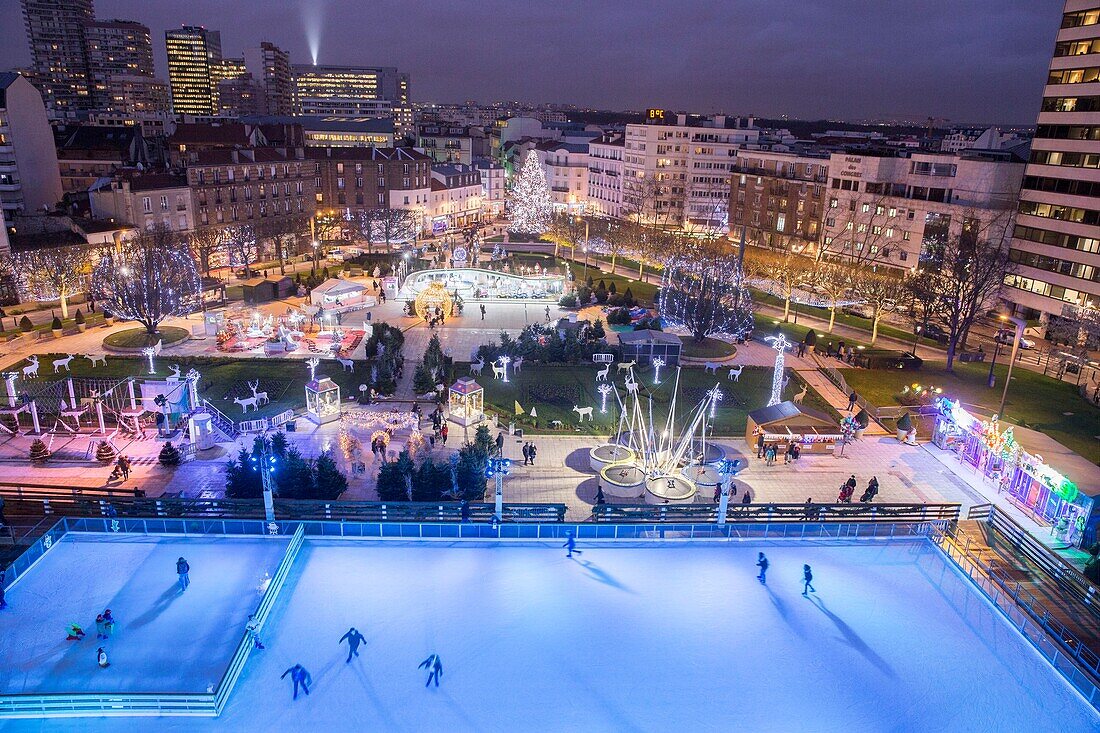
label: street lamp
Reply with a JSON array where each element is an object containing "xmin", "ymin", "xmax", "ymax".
[
  {"xmin": 715, "ymin": 458, "xmax": 742, "ymax": 526},
  {"xmin": 910, "ymin": 324, "xmax": 923, "ymax": 356},
  {"xmin": 999, "ymin": 316, "xmax": 1026, "ymax": 418},
  {"xmin": 485, "ymin": 456, "xmax": 512, "ymax": 521}
]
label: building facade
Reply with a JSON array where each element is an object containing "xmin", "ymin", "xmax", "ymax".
[
  {"xmin": 534, "ymin": 141, "xmax": 589, "ymax": 214},
  {"xmin": 292, "ymin": 65, "xmax": 409, "ymax": 116},
  {"xmin": 428, "ymin": 164, "xmax": 483, "ymax": 232},
  {"xmin": 729, "ymin": 149, "xmax": 829, "ymax": 253},
  {"xmin": 587, "ymin": 135, "xmax": 624, "ymax": 218},
  {"xmin": 1005, "ymin": 0, "xmax": 1100, "ymax": 326},
  {"xmin": 55, "ymin": 124, "xmax": 150, "ymax": 193},
  {"xmin": 90, "ymin": 172, "xmax": 193, "ymax": 232},
  {"xmin": 473, "ymin": 158, "xmax": 505, "ymax": 218},
  {"xmin": 0, "ymin": 73, "xmax": 64, "ymax": 230},
  {"xmin": 186, "ymin": 148, "xmax": 316, "ymax": 229},
  {"xmin": 416, "ymin": 124, "xmax": 488, "ymax": 165},
  {"xmin": 21, "ymin": 0, "xmax": 95, "ymax": 115},
  {"xmin": 308, "ymin": 146, "xmax": 431, "ymax": 219},
  {"xmin": 165, "ymin": 26, "xmax": 222, "ymax": 116},
  {"xmin": 83, "ymin": 19, "xmax": 160, "ymax": 112},
  {"xmin": 245, "ymin": 42, "xmax": 293, "ymax": 117}
]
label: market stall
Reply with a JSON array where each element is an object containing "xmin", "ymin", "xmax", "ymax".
[{"xmin": 745, "ymin": 401, "xmax": 842, "ymax": 455}]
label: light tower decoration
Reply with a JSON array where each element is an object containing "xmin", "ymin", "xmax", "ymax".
[
  {"xmin": 765, "ymin": 334, "xmax": 793, "ymax": 406},
  {"xmin": 715, "ymin": 458, "xmax": 743, "ymax": 526},
  {"xmin": 141, "ymin": 345, "xmax": 158, "ymax": 374},
  {"xmin": 250, "ymin": 436, "xmax": 277, "ymax": 525},
  {"xmin": 598, "ymin": 383, "xmax": 613, "ymax": 413},
  {"xmin": 486, "ymin": 456, "xmax": 512, "ymax": 521},
  {"xmin": 652, "ymin": 357, "xmax": 665, "ymax": 385},
  {"xmin": 709, "ymin": 385, "xmax": 723, "ymax": 419},
  {"xmin": 306, "ymin": 357, "xmax": 320, "ymax": 382},
  {"xmin": 509, "ymin": 151, "xmax": 553, "ymax": 235},
  {"xmin": 498, "ymin": 355, "xmax": 511, "ymax": 383}
]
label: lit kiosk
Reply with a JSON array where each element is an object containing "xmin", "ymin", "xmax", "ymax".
[
  {"xmin": 305, "ymin": 377, "xmax": 342, "ymax": 425},
  {"xmin": 448, "ymin": 377, "xmax": 484, "ymax": 426}
]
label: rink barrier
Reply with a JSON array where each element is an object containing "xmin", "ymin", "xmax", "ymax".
[{"xmin": 930, "ymin": 522, "xmax": 1100, "ymax": 711}]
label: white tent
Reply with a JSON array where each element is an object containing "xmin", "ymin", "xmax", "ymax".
[{"xmin": 310, "ymin": 278, "xmax": 373, "ymax": 308}]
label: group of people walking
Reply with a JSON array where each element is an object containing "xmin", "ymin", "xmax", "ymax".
[
  {"xmin": 837, "ymin": 475, "xmax": 879, "ymax": 503},
  {"xmin": 753, "ymin": 429, "xmax": 801, "ymax": 465}
]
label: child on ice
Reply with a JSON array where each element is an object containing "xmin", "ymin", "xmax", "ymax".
[
  {"xmin": 802, "ymin": 564, "xmax": 816, "ymax": 596},
  {"xmin": 563, "ymin": 532, "xmax": 581, "ymax": 558},
  {"xmin": 756, "ymin": 552, "xmax": 769, "ymax": 584},
  {"xmin": 176, "ymin": 557, "xmax": 190, "ymax": 591},
  {"xmin": 246, "ymin": 614, "xmax": 264, "ymax": 650}
]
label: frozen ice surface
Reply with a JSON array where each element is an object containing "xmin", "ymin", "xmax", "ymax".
[
  {"xmin": 0, "ymin": 534, "xmax": 288, "ymax": 695},
  {"xmin": 2, "ymin": 538, "xmax": 1098, "ymax": 733}
]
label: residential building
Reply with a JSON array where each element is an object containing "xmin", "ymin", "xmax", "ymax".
[
  {"xmin": 729, "ymin": 149, "xmax": 829, "ymax": 253},
  {"xmin": 98, "ymin": 75, "xmax": 170, "ymax": 117},
  {"xmin": 417, "ymin": 124, "xmax": 488, "ymax": 165},
  {"xmin": 165, "ymin": 26, "xmax": 223, "ymax": 116},
  {"xmin": 821, "ymin": 149, "xmax": 1025, "ymax": 270},
  {"xmin": 473, "ymin": 158, "xmax": 505, "ymax": 218},
  {"xmin": 215, "ymin": 75, "xmax": 266, "ymax": 117},
  {"xmin": 941, "ymin": 127, "xmax": 1026, "ymax": 154},
  {"xmin": 0, "ymin": 73, "xmax": 64, "ymax": 231},
  {"xmin": 587, "ymin": 134, "xmax": 625, "ymax": 218},
  {"xmin": 1005, "ymin": 0, "xmax": 1100, "ymax": 327},
  {"xmin": 21, "ymin": 0, "xmax": 95, "ymax": 115},
  {"xmin": 55, "ymin": 124, "xmax": 152, "ymax": 193},
  {"xmin": 534, "ymin": 141, "xmax": 589, "ymax": 214},
  {"xmin": 428, "ymin": 164, "xmax": 483, "ymax": 232},
  {"xmin": 186, "ymin": 147, "xmax": 317, "ymax": 230},
  {"xmin": 292, "ymin": 65, "xmax": 409, "ymax": 116},
  {"xmin": 240, "ymin": 115, "xmax": 394, "ymax": 148},
  {"xmin": 82, "ymin": 19, "xmax": 160, "ymax": 112},
  {"xmin": 167, "ymin": 121, "xmax": 303, "ymax": 167},
  {"xmin": 307, "ymin": 146, "xmax": 431, "ymax": 220},
  {"xmin": 245, "ymin": 42, "xmax": 293, "ymax": 116},
  {"xmin": 623, "ymin": 114, "xmax": 759, "ymax": 232},
  {"xmin": 89, "ymin": 171, "xmax": 193, "ymax": 232}
]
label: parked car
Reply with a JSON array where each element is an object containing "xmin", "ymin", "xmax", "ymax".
[
  {"xmin": 920, "ymin": 323, "xmax": 949, "ymax": 344},
  {"xmin": 994, "ymin": 328, "xmax": 1035, "ymax": 349}
]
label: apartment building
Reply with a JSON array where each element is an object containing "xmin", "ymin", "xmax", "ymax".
[
  {"xmin": 473, "ymin": 157, "xmax": 505, "ymax": 218},
  {"xmin": 534, "ymin": 141, "xmax": 589, "ymax": 214},
  {"xmin": 587, "ymin": 134, "xmax": 624, "ymax": 218},
  {"xmin": 90, "ymin": 172, "xmax": 193, "ymax": 232},
  {"xmin": 416, "ymin": 124, "xmax": 489, "ymax": 165},
  {"xmin": 820, "ymin": 149, "xmax": 1025, "ymax": 270},
  {"xmin": 186, "ymin": 148, "xmax": 316, "ymax": 229},
  {"xmin": 245, "ymin": 42, "xmax": 293, "ymax": 117},
  {"xmin": 55, "ymin": 124, "xmax": 153, "ymax": 193},
  {"xmin": 307, "ymin": 146, "xmax": 431, "ymax": 219},
  {"xmin": 1005, "ymin": 0, "xmax": 1100, "ymax": 327},
  {"xmin": 729, "ymin": 149, "xmax": 829, "ymax": 253},
  {"xmin": 429, "ymin": 164, "xmax": 483, "ymax": 232},
  {"xmin": 0, "ymin": 73, "xmax": 63, "ymax": 233},
  {"xmin": 21, "ymin": 0, "xmax": 95, "ymax": 115}
]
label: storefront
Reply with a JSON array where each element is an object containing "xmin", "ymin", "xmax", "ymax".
[
  {"xmin": 933, "ymin": 398, "xmax": 1096, "ymax": 546},
  {"xmin": 745, "ymin": 402, "xmax": 843, "ymax": 455}
]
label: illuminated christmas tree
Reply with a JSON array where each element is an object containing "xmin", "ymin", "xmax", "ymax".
[
  {"xmin": 509, "ymin": 151, "xmax": 553, "ymax": 235},
  {"xmin": 657, "ymin": 242, "xmax": 754, "ymax": 342}
]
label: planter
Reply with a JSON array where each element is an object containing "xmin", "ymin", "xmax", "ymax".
[
  {"xmin": 104, "ymin": 317, "xmax": 115, "ymax": 326},
  {"xmin": 263, "ymin": 341, "xmax": 287, "ymax": 355},
  {"xmin": 77, "ymin": 323, "xmax": 87, "ymax": 333},
  {"xmin": 52, "ymin": 329, "xmax": 63, "ymax": 339}
]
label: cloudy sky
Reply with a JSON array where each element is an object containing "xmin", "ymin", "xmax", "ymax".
[{"xmin": 0, "ymin": 0, "xmax": 1063, "ymax": 124}]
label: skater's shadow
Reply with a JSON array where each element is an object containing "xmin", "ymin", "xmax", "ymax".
[
  {"xmin": 809, "ymin": 596, "xmax": 897, "ymax": 679},
  {"xmin": 350, "ymin": 663, "xmax": 399, "ymax": 730},
  {"xmin": 130, "ymin": 584, "xmax": 182, "ymax": 628},
  {"xmin": 764, "ymin": 584, "xmax": 797, "ymax": 628},
  {"xmin": 573, "ymin": 558, "xmax": 634, "ymax": 594}
]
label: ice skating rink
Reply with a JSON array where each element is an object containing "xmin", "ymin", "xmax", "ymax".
[
  {"xmin": 0, "ymin": 534, "xmax": 288, "ymax": 695},
  {"xmin": 2, "ymin": 538, "xmax": 1099, "ymax": 733}
]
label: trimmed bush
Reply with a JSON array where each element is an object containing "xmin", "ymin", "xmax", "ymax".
[
  {"xmin": 804, "ymin": 329, "xmax": 817, "ymax": 346},
  {"xmin": 158, "ymin": 441, "xmax": 181, "ymax": 467},
  {"xmin": 74, "ymin": 309, "xmax": 85, "ymax": 325},
  {"xmin": 51, "ymin": 316, "xmax": 63, "ymax": 330},
  {"xmin": 19, "ymin": 316, "xmax": 33, "ymax": 332},
  {"xmin": 558, "ymin": 293, "xmax": 578, "ymax": 308}
]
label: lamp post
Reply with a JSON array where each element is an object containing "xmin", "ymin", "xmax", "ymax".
[
  {"xmin": 715, "ymin": 458, "xmax": 742, "ymax": 526},
  {"xmin": 486, "ymin": 456, "xmax": 512, "ymax": 521},
  {"xmin": 910, "ymin": 324, "xmax": 923, "ymax": 357},
  {"xmin": 986, "ymin": 338, "xmax": 1004, "ymax": 388},
  {"xmin": 999, "ymin": 316, "xmax": 1027, "ymax": 418},
  {"xmin": 250, "ymin": 435, "xmax": 277, "ymax": 524}
]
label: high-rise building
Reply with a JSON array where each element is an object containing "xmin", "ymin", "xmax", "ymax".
[
  {"xmin": 165, "ymin": 26, "xmax": 222, "ymax": 116},
  {"xmin": 83, "ymin": 20, "xmax": 154, "ymax": 107},
  {"xmin": 0, "ymin": 73, "xmax": 64, "ymax": 237},
  {"xmin": 1005, "ymin": 0, "xmax": 1100, "ymax": 330},
  {"xmin": 292, "ymin": 64, "xmax": 408, "ymax": 116},
  {"xmin": 21, "ymin": 0, "xmax": 96, "ymax": 115},
  {"xmin": 246, "ymin": 42, "xmax": 293, "ymax": 116}
]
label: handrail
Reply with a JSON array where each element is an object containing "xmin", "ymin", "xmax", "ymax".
[
  {"xmin": 0, "ymin": 482, "xmax": 143, "ymax": 499},
  {"xmin": 593, "ymin": 502, "xmax": 961, "ymax": 524}
]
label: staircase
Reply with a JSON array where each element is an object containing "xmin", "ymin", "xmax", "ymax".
[{"xmin": 201, "ymin": 399, "xmax": 241, "ymax": 441}]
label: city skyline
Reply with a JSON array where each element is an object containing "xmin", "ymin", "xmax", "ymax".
[{"xmin": 0, "ymin": 0, "xmax": 1064, "ymax": 124}]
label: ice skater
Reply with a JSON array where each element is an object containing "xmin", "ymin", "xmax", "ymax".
[
  {"xmin": 281, "ymin": 664, "xmax": 312, "ymax": 700},
  {"xmin": 563, "ymin": 532, "xmax": 581, "ymax": 558},
  {"xmin": 756, "ymin": 552, "xmax": 769, "ymax": 585},
  {"xmin": 802, "ymin": 564, "xmax": 816, "ymax": 596},
  {"xmin": 103, "ymin": 609, "xmax": 116, "ymax": 638},
  {"xmin": 66, "ymin": 622, "xmax": 86, "ymax": 641},
  {"xmin": 95, "ymin": 614, "xmax": 107, "ymax": 640},
  {"xmin": 176, "ymin": 556, "xmax": 190, "ymax": 592},
  {"xmin": 96, "ymin": 647, "xmax": 109, "ymax": 668},
  {"xmin": 339, "ymin": 627, "xmax": 366, "ymax": 663},
  {"xmin": 419, "ymin": 653, "xmax": 443, "ymax": 687},
  {"xmin": 246, "ymin": 614, "xmax": 265, "ymax": 649}
]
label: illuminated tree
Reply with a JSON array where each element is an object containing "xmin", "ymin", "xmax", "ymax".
[
  {"xmin": 509, "ymin": 151, "xmax": 553, "ymax": 235},
  {"xmin": 91, "ymin": 226, "xmax": 201, "ymax": 335},
  {"xmin": 11, "ymin": 243, "xmax": 94, "ymax": 318},
  {"xmin": 188, "ymin": 225, "xmax": 226, "ymax": 277},
  {"xmin": 658, "ymin": 238, "xmax": 754, "ymax": 342},
  {"xmin": 355, "ymin": 208, "xmax": 418, "ymax": 252},
  {"xmin": 222, "ymin": 224, "xmax": 259, "ymax": 279}
]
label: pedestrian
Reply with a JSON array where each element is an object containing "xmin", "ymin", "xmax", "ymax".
[
  {"xmin": 67, "ymin": 622, "xmax": 86, "ymax": 641},
  {"xmin": 495, "ymin": 431, "xmax": 505, "ymax": 457},
  {"xmin": 783, "ymin": 440, "xmax": 793, "ymax": 464},
  {"xmin": 713, "ymin": 485, "xmax": 721, "ymax": 503},
  {"xmin": 176, "ymin": 556, "xmax": 190, "ymax": 592},
  {"xmin": 563, "ymin": 532, "xmax": 581, "ymax": 558},
  {"xmin": 797, "ymin": 341, "xmax": 806, "ymax": 358},
  {"xmin": 480, "ymin": 304, "xmax": 486, "ymax": 320},
  {"xmin": 544, "ymin": 305, "xmax": 551, "ymax": 322},
  {"xmin": 756, "ymin": 552, "xmax": 769, "ymax": 584},
  {"xmin": 595, "ymin": 485, "xmax": 606, "ymax": 505},
  {"xmin": 460, "ymin": 499, "xmax": 471, "ymax": 522},
  {"xmin": 246, "ymin": 614, "xmax": 265, "ymax": 649},
  {"xmin": 97, "ymin": 647, "xmax": 109, "ymax": 669},
  {"xmin": 281, "ymin": 664, "xmax": 312, "ymax": 700},
  {"xmin": 789, "ymin": 442, "xmax": 801, "ymax": 461},
  {"xmin": 802, "ymin": 564, "xmax": 816, "ymax": 596},
  {"xmin": 419, "ymin": 654, "xmax": 443, "ymax": 687},
  {"xmin": 440, "ymin": 424, "xmax": 448, "ymax": 445},
  {"xmin": 755, "ymin": 428, "xmax": 765, "ymax": 459},
  {"xmin": 804, "ymin": 497, "xmax": 814, "ymax": 520},
  {"xmin": 529, "ymin": 443, "xmax": 537, "ymax": 465},
  {"xmin": 95, "ymin": 614, "xmax": 107, "ymax": 639},
  {"xmin": 846, "ymin": 474, "xmax": 857, "ymax": 495},
  {"xmin": 860, "ymin": 476, "xmax": 880, "ymax": 503},
  {"xmin": 741, "ymin": 490, "xmax": 752, "ymax": 505},
  {"xmin": 339, "ymin": 627, "xmax": 367, "ymax": 663},
  {"xmin": 847, "ymin": 391, "xmax": 858, "ymax": 412},
  {"xmin": 522, "ymin": 442, "xmax": 531, "ymax": 466}
]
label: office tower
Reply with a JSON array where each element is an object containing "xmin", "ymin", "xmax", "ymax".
[
  {"xmin": 165, "ymin": 26, "xmax": 222, "ymax": 116},
  {"xmin": 83, "ymin": 19, "xmax": 165, "ymax": 114},
  {"xmin": 245, "ymin": 42, "xmax": 293, "ymax": 116},
  {"xmin": 21, "ymin": 0, "xmax": 96, "ymax": 114},
  {"xmin": 292, "ymin": 65, "xmax": 407, "ymax": 116}
]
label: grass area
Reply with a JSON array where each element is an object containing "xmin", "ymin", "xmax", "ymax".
[
  {"xmin": 841, "ymin": 361, "xmax": 1100, "ymax": 462},
  {"xmin": 0, "ymin": 354, "xmax": 367, "ymax": 423},
  {"xmin": 753, "ymin": 318, "xmax": 871, "ymax": 352},
  {"xmin": 103, "ymin": 326, "xmax": 190, "ymax": 350},
  {"xmin": 478, "ymin": 363, "xmax": 829, "ymax": 436},
  {"xmin": 681, "ymin": 338, "xmax": 737, "ymax": 360},
  {"xmin": 1, "ymin": 311, "xmax": 107, "ymax": 337},
  {"xmin": 568, "ymin": 263, "xmax": 661, "ymax": 306}
]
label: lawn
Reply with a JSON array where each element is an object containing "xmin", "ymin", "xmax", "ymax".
[
  {"xmin": 478, "ymin": 363, "xmax": 829, "ymax": 436},
  {"xmin": 841, "ymin": 361, "xmax": 1100, "ymax": 462},
  {"xmin": 681, "ymin": 338, "xmax": 737, "ymax": 360},
  {"xmin": 568, "ymin": 263, "xmax": 661, "ymax": 306},
  {"xmin": 0, "ymin": 354, "xmax": 367, "ymax": 422},
  {"xmin": 103, "ymin": 326, "xmax": 190, "ymax": 349}
]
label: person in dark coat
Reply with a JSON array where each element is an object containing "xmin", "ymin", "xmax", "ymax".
[
  {"xmin": 860, "ymin": 476, "xmax": 880, "ymax": 503},
  {"xmin": 741, "ymin": 491, "xmax": 752, "ymax": 505},
  {"xmin": 419, "ymin": 654, "xmax": 443, "ymax": 687},
  {"xmin": 756, "ymin": 552, "xmax": 769, "ymax": 584},
  {"xmin": 339, "ymin": 627, "xmax": 367, "ymax": 663},
  {"xmin": 528, "ymin": 443, "xmax": 537, "ymax": 465},
  {"xmin": 802, "ymin": 564, "xmax": 816, "ymax": 596},
  {"xmin": 847, "ymin": 391, "xmax": 858, "ymax": 411},
  {"xmin": 563, "ymin": 532, "xmax": 581, "ymax": 558},
  {"xmin": 281, "ymin": 664, "xmax": 312, "ymax": 699},
  {"xmin": 522, "ymin": 443, "xmax": 531, "ymax": 466},
  {"xmin": 176, "ymin": 557, "xmax": 190, "ymax": 591},
  {"xmin": 495, "ymin": 431, "xmax": 505, "ymax": 457}
]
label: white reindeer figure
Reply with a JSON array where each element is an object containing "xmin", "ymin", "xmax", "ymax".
[
  {"xmin": 52, "ymin": 354, "xmax": 75, "ymax": 374},
  {"xmin": 793, "ymin": 384, "xmax": 808, "ymax": 405},
  {"xmin": 470, "ymin": 356, "xmax": 485, "ymax": 377},
  {"xmin": 248, "ymin": 380, "xmax": 269, "ymax": 405},
  {"xmin": 87, "ymin": 354, "xmax": 107, "ymax": 368},
  {"xmin": 595, "ymin": 363, "xmax": 610, "ymax": 382},
  {"xmin": 22, "ymin": 356, "xmax": 40, "ymax": 379},
  {"xmin": 572, "ymin": 405, "xmax": 594, "ymax": 422},
  {"xmin": 624, "ymin": 376, "xmax": 640, "ymax": 395},
  {"xmin": 491, "ymin": 362, "xmax": 506, "ymax": 380},
  {"xmin": 336, "ymin": 357, "xmax": 355, "ymax": 372},
  {"xmin": 704, "ymin": 362, "xmax": 721, "ymax": 374},
  {"xmin": 168, "ymin": 364, "xmax": 182, "ymax": 380},
  {"xmin": 616, "ymin": 361, "xmax": 636, "ymax": 374},
  {"xmin": 513, "ymin": 356, "xmax": 524, "ymax": 373},
  {"xmin": 233, "ymin": 394, "xmax": 260, "ymax": 413},
  {"xmin": 727, "ymin": 365, "xmax": 744, "ymax": 382}
]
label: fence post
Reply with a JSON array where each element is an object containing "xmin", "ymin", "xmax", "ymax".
[{"xmin": 325, "ymin": 503, "xmax": 331, "ymax": 520}]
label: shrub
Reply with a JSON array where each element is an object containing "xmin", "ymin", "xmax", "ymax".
[
  {"xmin": 623, "ymin": 287, "xmax": 636, "ymax": 306},
  {"xmin": 591, "ymin": 318, "xmax": 606, "ymax": 340},
  {"xmin": 607, "ymin": 293, "xmax": 626, "ymax": 308},
  {"xmin": 51, "ymin": 316, "xmax": 62, "ymax": 330},
  {"xmin": 558, "ymin": 293, "xmax": 578, "ymax": 308},
  {"xmin": 607, "ymin": 307, "xmax": 632, "ymax": 325},
  {"xmin": 804, "ymin": 329, "xmax": 817, "ymax": 346},
  {"xmin": 608, "ymin": 281, "xmax": 617, "ymax": 295},
  {"xmin": 158, "ymin": 442, "xmax": 181, "ymax": 467},
  {"xmin": 19, "ymin": 316, "xmax": 33, "ymax": 332},
  {"xmin": 594, "ymin": 285, "xmax": 609, "ymax": 304},
  {"xmin": 74, "ymin": 309, "xmax": 85, "ymax": 325},
  {"xmin": 29, "ymin": 438, "xmax": 50, "ymax": 461},
  {"xmin": 576, "ymin": 285, "xmax": 592, "ymax": 305}
]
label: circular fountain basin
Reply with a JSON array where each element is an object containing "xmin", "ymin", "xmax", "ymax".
[
  {"xmin": 589, "ymin": 444, "xmax": 636, "ymax": 473},
  {"xmin": 645, "ymin": 474, "xmax": 697, "ymax": 504},
  {"xmin": 599, "ymin": 463, "xmax": 647, "ymax": 498},
  {"xmin": 680, "ymin": 464, "xmax": 720, "ymax": 494}
]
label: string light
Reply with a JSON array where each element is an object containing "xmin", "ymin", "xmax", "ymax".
[
  {"xmin": 710, "ymin": 385, "xmax": 723, "ymax": 419},
  {"xmin": 509, "ymin": 151, "xmax": 553, "ymax": 235},
  {"xmin": 657, "ymin": 254, "xmax": 754, "ymax": 341},
  {"xmin": 498, "ymin": 355, "xmax": 511, "ymax": 383},
  {"xmin": 652, "ymin": 357, "xmax": 665, "ymax": 385},
  {"xmin": 598, "ymin": 383, "xmax": 613, "ymax": 413},
  {"xmin": 765, "ymin": 335, "xmax": 792, "ymax": 406}
]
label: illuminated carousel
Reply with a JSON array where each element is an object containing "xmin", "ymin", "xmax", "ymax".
[{"xmin": 414, "ymin": 282, "xmax": 455, "ymax": 321}]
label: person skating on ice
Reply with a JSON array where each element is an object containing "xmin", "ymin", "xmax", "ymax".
[
  {"xmin": 95, "ymin": 614, "xmax": 106, "ymax": 640},
  {"xmin": 281, "ymin": 664, "xmax": 312, "ymax": 699},
  {"xmin": 246, "ymin": 614, "xmax": 265, "ymax": 649},
  {"xmin": 756, "ymin": 552, "xmax": 769, "ymax": 584},
  {"xmin": 176, "ymin": 556, "xmax": 190, "ymax": 592},
  {"xmin": 419, "ymin": 654, "xmax": 443, "ymax": 687},
  {"xmin": 563, "ymin": 532, "xmax": 581, "ymax": 558},
  {"xmin": 802, "ymin": 564, "xmax": 816, "ymax": 596},
  {"xmin": 97, "ymin": 647, "xmax": 109, "ymax": 668},
  {"xmin": 339, "ymin": 627, "xmax": 367, "ymax": 663}
]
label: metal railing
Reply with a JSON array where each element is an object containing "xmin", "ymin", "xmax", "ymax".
[{"xmin": 593, "ymin": 502, "xmax": 961, "ymax": 524}]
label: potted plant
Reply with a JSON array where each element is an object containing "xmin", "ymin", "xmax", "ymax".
[
  {"xmin": 895, "ymin": 412, "xmax": 913, "ymax": 443},
  {"xmin": 19, "ymin": 315, "xmax": 33, "ymax": 333},
  {"xmin": 51, "ymin": 315, "xmax": 63, "ymax": 339},
  {"xmin": 853, "ymin": 407, "xmax": 870, "ymax": 439},
  {"xmin": 804, "ymin": 329, "xmax": 818, "ymax": 352},
  {"xmin": 95, "ymin": 440, "xmax": 117, "ymax": 462},
  {"xmin": 103, "ymin": 310, "xmax": 115, "ymax": 326},
  {"xmin": 75, "ymin": 309, "xmax": 86, "ymax": 332},
  {"xmin": 29, "ymin": 438, "xmax": 50, "ymax": 462}
]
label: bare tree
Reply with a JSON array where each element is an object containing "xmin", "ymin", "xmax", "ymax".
[
  {"xmin": 815, "ymin": 261, "xmax": 855, "ymax": 334},
  {"xmin": 91, "ymin": 226, "xmax": 201, "ymax": 335},
  {"xmin": 11, "ymin": 243, "xmax": 95, "ymax": 318},
  {"xmin": 188, "ymin": 225, "xmax": 226, "ymax": 278},
  {"xmin": 255, "ymin": 215, "xmax": 309, "ymax": 274},
  {"xmin": 743, "ymin": 242, "xmax": 814, "ymax": 323},
  {"xmin": 355, "ymin": 208, "xmax": 417, "ymax": 253},
  {"xmin": 819, "ymin": 192, "xmax": 907, "ymax": 271},
  {"xmin": 658, "ymin": 237, "xmax": 753, "ymax": 342},
  {"xmin": 852, "ymin": 269, "xmax": 904, "ymax": 344},
  {"xmin": 222, "ymin": 224, "xmax": 259, "ymax": 279}
]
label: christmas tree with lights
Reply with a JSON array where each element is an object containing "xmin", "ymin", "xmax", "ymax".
[{"xmin": 509, "ymin": 151, "xmax": 553, "ymax": 235}]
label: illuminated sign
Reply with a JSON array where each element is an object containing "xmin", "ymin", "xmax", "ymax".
[{"xmin": 647, "ymin": 108, "xmax": 666, "ymax": 121}]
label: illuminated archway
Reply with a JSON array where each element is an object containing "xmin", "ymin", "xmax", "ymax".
[{"xmin": 414, "ymin": 282, "xmax": 454, "ymax": 321}]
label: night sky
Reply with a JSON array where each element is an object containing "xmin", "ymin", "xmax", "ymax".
[{"xmin": 0, "ymin": 0, "xmax": 1064, "ymax": 124}]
